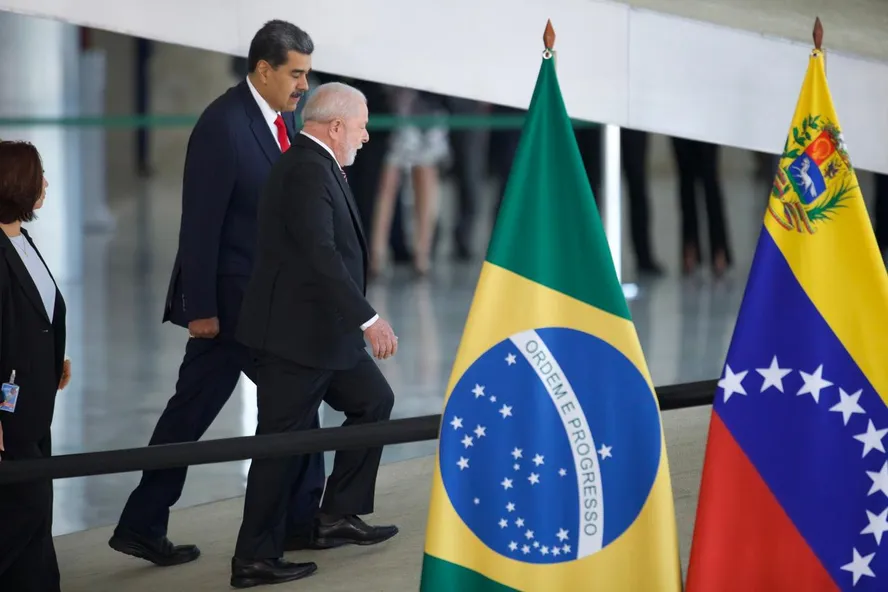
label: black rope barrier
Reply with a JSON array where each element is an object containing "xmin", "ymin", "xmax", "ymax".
[{"xmin": 0, "ymin": 379, "xmax": 718, "ymax": 485}]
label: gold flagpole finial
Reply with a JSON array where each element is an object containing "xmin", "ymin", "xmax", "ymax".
[
  {"xmin": 543, "ymin": 20, "xmax": 556, "ymax": 50},
  {"xmin": 813, "ymin": 17, "xmax": 823, "ymax": 50}
]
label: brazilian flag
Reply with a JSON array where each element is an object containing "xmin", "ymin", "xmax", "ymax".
[{"xmin": 419, "ymin": 46, "xmax": 682, "ymax": 591}]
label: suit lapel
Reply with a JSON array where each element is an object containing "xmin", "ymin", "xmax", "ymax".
[
  {"xmin": 239, "ymin": 81, "xmax": 282, "ymax": 165},
  {"xmin": 333, "ymin": 165, "xmax": 368, "ymax": 250},
  {"xmin": 0, "ymin": 230, "xmax": 51, "ymax": 324}
]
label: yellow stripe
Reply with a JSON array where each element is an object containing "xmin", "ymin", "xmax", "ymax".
[
  {"xmin": 424, "ymin": 263, "xmax": 682, "ymax": 590},
  {"xmin": 764, "ymin": 52, "xmax": 888, "ymax": 407}
]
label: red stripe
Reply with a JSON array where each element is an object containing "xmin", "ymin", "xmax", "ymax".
[{"xmin": 686, "ymin": 412, "xmax": 838, "ymax": 592}]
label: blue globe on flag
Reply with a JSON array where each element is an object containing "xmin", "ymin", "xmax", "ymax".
[{"xmin": 439, "ymin": 327, "xmax": 662, "ymax": 564}]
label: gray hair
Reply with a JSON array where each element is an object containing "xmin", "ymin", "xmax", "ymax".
[{"xmin": 301, "ymin": 82, "xmax": 367, "ymax": 123}]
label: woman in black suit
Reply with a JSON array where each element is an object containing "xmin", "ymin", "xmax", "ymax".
[{"xmin": 0, "ymin": 140, "xmax": 71, "ymax": 592}]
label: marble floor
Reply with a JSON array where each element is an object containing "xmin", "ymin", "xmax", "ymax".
[{"xmin": 37, "ymin": 141, "xmax": 880, "ymax": 538}]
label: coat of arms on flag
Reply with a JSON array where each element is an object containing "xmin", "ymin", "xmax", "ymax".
[{"xmin": 769, "ymin": 115, "xmax": 855, "ymax": 234}]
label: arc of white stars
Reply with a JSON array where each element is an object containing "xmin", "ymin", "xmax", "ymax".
[
  {"xmin": 719, "ymin": 365, "xmax": 748, "ymax": 402},
  {"xmin": 797, "ymin": 365, "xmax": 833, "ymax": 403},
  {"xmin": 830, "ymin": 389, "xmax": 866, "ymax": 425},
  {"xmin": 756, "ymin": 356, "xmax": 792, "ymax": 393}
]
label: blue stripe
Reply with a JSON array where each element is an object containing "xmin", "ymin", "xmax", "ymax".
[{"xmin": 717, "ymin": 229, "xmax": 888, "ymax": 591}]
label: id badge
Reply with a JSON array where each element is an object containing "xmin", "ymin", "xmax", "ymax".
[{"xmin": 1, "ymin": 371, "xmax": 18, "ymax": 413}]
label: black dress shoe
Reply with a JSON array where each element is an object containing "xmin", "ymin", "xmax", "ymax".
[
  {"xmin": 314, "ymin": 515, "xmax": 399, "ymax": 547},
  {"xmin": 108, "ymin": 530, "xmax": 200, "ymax": 566},
  {"xmin": 230, "ymin": 557, "xmax": 317, "ymax": 589}
]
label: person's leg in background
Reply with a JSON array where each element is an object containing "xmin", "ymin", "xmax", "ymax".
[
  {"xmin": 695, "ymin": 140, "xmax": 731, "ymax": 276},
  {"xmin": 445, "ymin": 97, "xmax": 490, "ymax": 261},
  {"xmin": 671, "ymin": 136, "xmax": 702, "ymax": 275},
  {"xmin": 621, "ymin": 129, "xmax": 663, "ymax": 276},
  {"xmin": 874, "ymin": 173, "xmax": 888, "ymax": 254}
]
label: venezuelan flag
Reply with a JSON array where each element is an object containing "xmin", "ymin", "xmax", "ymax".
[
  {"xmin": 686, "ymin": 48, "xmax": 888, "ymax": 591},
  {"xmin": 419, "ymin": 42, "xmax": 682, "ymax": 591}
]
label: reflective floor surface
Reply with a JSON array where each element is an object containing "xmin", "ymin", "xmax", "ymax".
[{"xmin": 44, "ymin": 149, "xmax": 779, "ymax": 536}]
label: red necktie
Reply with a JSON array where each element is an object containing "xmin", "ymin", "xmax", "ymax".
[{"xmin": 274, "ymin": 115, "xmax": 290, "ymax": 152}]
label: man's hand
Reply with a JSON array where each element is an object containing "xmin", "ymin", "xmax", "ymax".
[
  {"xmin": 58, "ymin": 359, "xmax": 72, "ymax": 390},
  {"xmin": 364, "ymin": 318, "xmax": 398, "ymax": 360},
  {"xmin": 188, "ymin": 317, "xmax": 220, "ymax": 339}
]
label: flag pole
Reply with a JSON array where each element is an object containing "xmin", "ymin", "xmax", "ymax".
[{"xmin": 543, "ymin": 20, "xmax": 627, "ymax": 290}]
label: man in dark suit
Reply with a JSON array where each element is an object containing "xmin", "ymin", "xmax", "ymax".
[
  {"xmin": 229, "ymin": 82, "xmax": 399, "ymax": 588},
  {"xmin": 109, "ymin": 20, "xmax": 326, "ymax": 566}
]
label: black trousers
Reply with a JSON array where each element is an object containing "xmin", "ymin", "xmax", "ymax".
[
  {"xmin": 671, "ymin": 137, "xmax": 731, "ymax": 263},
  {"xmin": 875, "ymin": 173, "xmax": 888, "ymax": 252},
  {"xmin": 573, "ymin": 127, "xmax": 657, "ymax": 267},
  {"xmin": 235, "ymin": 350, "xmax": 394, "ymax": 560},
  {"xmin": 116, "ymin": 334, "xmax": 325, "ymax": 540},
  {"xmin": 0, "ymin": 433, "xmax": 60, "ymax": 592}
]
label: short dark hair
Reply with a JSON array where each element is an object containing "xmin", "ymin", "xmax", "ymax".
[
  {"xmin": 247, "ymin": 20, "xmax": 314, "ymax": 72},
  {"xmin": 0, "ymin": 140, "xmax": 43, "ymax": 224}
]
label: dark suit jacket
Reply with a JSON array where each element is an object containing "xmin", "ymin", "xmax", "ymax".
[
  {"xmin": 0, "ymin": 229, "xmax": 66, "ymax": 454},
  {"xmin": 163, "ymin": 80, "xmax": 299, "ymax": 330},
  {"xmin": 236, "ymin": 134, "xmax": 376, "ymax": 370}
]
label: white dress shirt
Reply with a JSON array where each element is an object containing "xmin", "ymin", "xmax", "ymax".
[
  {"xmin": 294, "ymin": 132, "xmax": 379, "ymax": 332},
  {"xmin": 246, "ymin": 76, "xmax": 283, "ymax": 150},
  {"xmin": 8, "ymin": 233, "xmax": 56, "ymax": 323}
]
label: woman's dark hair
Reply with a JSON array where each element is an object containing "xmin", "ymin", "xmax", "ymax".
[{"xmin": 0, "ymin": 140, "xmax": 43, "ymax": 224}]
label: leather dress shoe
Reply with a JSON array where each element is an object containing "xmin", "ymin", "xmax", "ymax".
[
  {"xmin": 108, "ymin": 530, "xmax": 200, "ymax": 566},
  {"xmin": 230, "ymin": 557, "xmax": 317, "ymax": 589},
  {"xmin": 313, "ymin": 515, "xmax": 399, "ymax": 548}
]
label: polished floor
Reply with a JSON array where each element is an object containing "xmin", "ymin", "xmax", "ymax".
[{"xmin": 40, "ymin": 141, "xmax": 852, "ymax": 538}]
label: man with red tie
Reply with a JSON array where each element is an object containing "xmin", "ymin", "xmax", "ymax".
[{"xmin": 109, "ymin": 20, "xmax": 327, "ymax": 568}]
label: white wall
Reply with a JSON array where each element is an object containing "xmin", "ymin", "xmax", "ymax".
[{"xmin": 1, "ymin": 0, "xmax": 887, "ymax": 174}]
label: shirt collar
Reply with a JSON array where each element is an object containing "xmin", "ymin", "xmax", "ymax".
[
  {"xmin": 246, "ymin": 76, "xmax": 279, "ymax": 127},
  {"xmin": 299, "ymin": 131, "xmax": 341, "ymax": 169}
]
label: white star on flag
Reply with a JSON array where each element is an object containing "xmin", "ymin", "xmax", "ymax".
[
  {"xmin": 474, "ymin": 425, "xmax": 487, "ymax": 438},
  {"xmin": 472, "ymin": 384, "xmax": 485, "ymax": 398},
  {"xmin": 511, "ymin": 447, "xmax": 523, "ymax": 460},
  {"xmin": 461, "ymin": 435, "xmax": 474, "ymax": 448},
  {"xmin": 598, "ymin": 444, "xmax": 612, "ymax": 459},
  {"xmin": 450, "ymin": 416, "xmax": 463, "ymax": 430},
  {"xmin": 854, "ymin": 420, "xmax": 888, "ymax": 458},
  {"xmin": 506, "ymin": 502, "xmax": 515, "ymax": 512},
  {"xmin": 829, "ymin": 388, "xmax": 866, "ymax": 425},
  {"xmin": 719, "ymin": 365, "xmax": 748, "ymax": 402},
  {"xmin": 532, "ymin": 454, "xmax": 545, "ymax": 466},
  {"xmin": 457, "ymin": 457, "xmax": 469, "ymax": 470},
  {"xmin": 501, "ymin": 478, "xmax": 513, "ymax": 490},
  {"xmin": 797, "ymin": 365, "xmax": 833, "ymax": 403},
  {"xmin": 528, "ymin": 473, "xmax": 540, "ymax": 485},
  {"xmin": 861, "ymin": 508, "xmax": 888, "ymax": 545},
  {"xmin": 499, "ymin": 404, "xmax": 513, "ymax": 418},
  {"xmin": 840, "ymin": 548, "xmax": 876, "ymax": 585},
  {"xmin": 866, "ymin": 460, "xmax": 888, "ymax": 498},
  {"xmin": 556, "ymin": 528, "xmax": 569, "ymax": 541},
  {"xmin": 558, "ymin": 468, "xmax": 567, "ymax": 477},
  {"xmin": 756, "ymin": 356, "xmax": 792, "ymax": 393},
  {"xmin": 505, "ymin": 353, "xmax": 517, "ymax": 365}
]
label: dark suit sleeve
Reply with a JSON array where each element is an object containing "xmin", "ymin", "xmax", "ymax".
[
  {"xmin": 179, "ymin": 112, "xmax": 237, "ymax": 321},
  {"xmin": 284, "ymin": 163, "xmax": 377, "ymax": 329}
]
